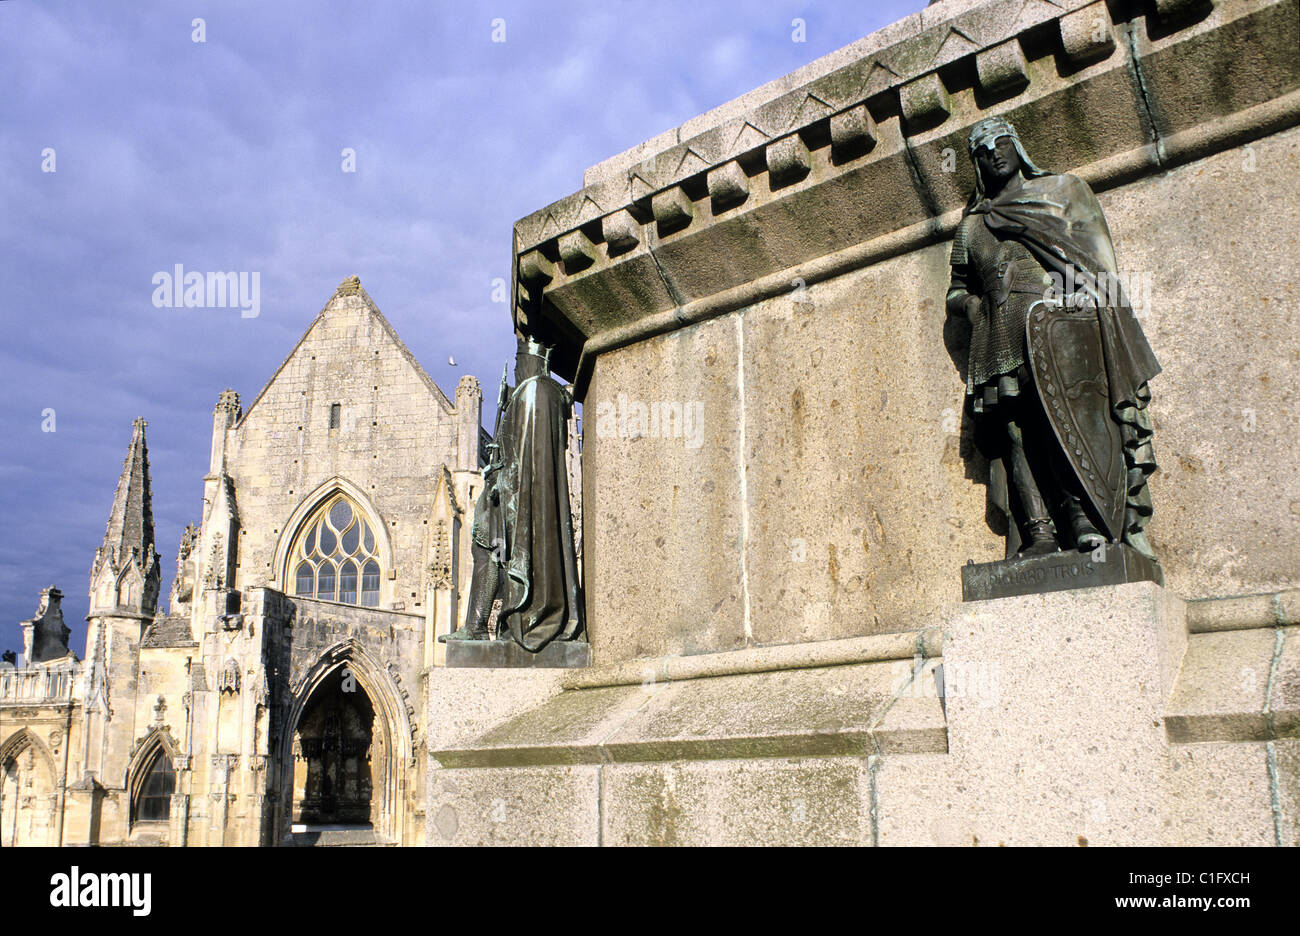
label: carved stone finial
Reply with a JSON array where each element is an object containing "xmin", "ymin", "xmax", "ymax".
[
  {"xmin": 215, "ymin": 389, "xmax": 242, "ymax": 417},
  {"xmin": 456, "ymin": 374, "xmax": 482, "ymax": 400},
  {"xmin": 203, "ymin": 532, "xmax": 226, "ymax": 591},
  {"xmin": 22, "ymin": 586, "xmax": 72, "ymax": 664},
  {"xmin": 336, "ymin": 275, "xmax": 363, "ymax": 296},
  {"xmin": 178, "ymin": 523, "xmax": 198, "ymax": 562}
]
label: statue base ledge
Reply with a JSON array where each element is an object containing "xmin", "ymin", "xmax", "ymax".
[
  {"xmin": 961, "ymin": 542, "xmax": 1163, "ymax": 602},
  {"xmin": 445, "ymin": 638, "xmax": 590, "ymax": 669}
]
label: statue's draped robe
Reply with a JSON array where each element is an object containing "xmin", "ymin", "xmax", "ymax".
[
  {"xmin": 479, "ymin": 373, "xmax": 584, "ymax": 651},
  {"xmin": 968, "ymin": 172, "xmax": 1161, "ymax": 553}
]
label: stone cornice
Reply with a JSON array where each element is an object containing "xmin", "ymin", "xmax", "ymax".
[{"xmin": 512, "ymin": 0, "xmax": 1300, "ymax": 395}]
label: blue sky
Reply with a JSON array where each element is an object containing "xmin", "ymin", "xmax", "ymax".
[{"xmin": 0, "ymin": 0, "xmax": 924, "ymax": 651}]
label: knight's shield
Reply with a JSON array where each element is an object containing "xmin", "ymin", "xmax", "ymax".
[{"xmin": 1026, "ymin": 302, "xmax": 1125, "ymax": 540}]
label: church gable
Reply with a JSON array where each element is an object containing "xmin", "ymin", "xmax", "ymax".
[
  {"xmin": 237, "ymin": 276, "xmax": 453, "ymax": 436},
  {"xmin": 217, "ymin": 276, "xmax": 473, "ymax": 606}
]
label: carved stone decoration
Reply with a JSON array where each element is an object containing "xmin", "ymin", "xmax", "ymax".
[
  {"xmin": 171, "ymin": 523, "xmax": 199, "ymax": 607},
  {"xmin": 441, "ymin": 465, "xmax": 462, "ymax": 517},
  {"xmin": 203, "ymin": 532, "xmax": 225, "ymax": 591},
  {"xmin": 945, "ymin": 117, "xmax": 1163, "ymax": 599},
  {"xmin": 218, "ymin": 659, "xmax": 240, "ymax": 695},
  {"xmin": 126, "ymin": 725, "xmax": 178, "ymax": 765},
  {"xmin": 428, "ymin": 520, "xmax": 453, "ymax": 590},
  {"xmin": 456, "ymin": 374, "xmax": 482, "ymax": 405},
  {"xmin": 20, "ymin": 586, "xmax": 73, "ymax": 664},
  {"xmin": 152, "ymin": 694, "xmax": 167, "ymax": 726},
  {"xmin": 178, "ymin": 524, "xmax": 197, "ymax": 562},
  {"xmin": 215, "ymin": 388, "xmax": 242, "ymax": 421}
]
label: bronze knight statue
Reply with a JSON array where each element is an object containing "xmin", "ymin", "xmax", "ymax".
[{"xmin": 947, "ymin": 117, "xmax": 1161, "ymax": 561}]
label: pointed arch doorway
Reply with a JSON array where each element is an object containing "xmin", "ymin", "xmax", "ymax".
[
  {"xmin": 0, "ymin": 731, "xmax": 57, "ymax": 847},
  {"xmin": 277, "ymin": 644, "xmax": 412, "ymax": 846},
  {"xmin": 292, "ymin": 667, "xmax": 376, "ymax": 827}
]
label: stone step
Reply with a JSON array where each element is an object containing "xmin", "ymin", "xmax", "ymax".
[
  {"xmin": 287, "ymin": 826, "xmax": 393, "ymax": 847},
  {"xmin": 434, "ymin": 657, "xmax": 947, "ymax": 769},
  {"xmin": 1164, "ymin": 625, "xmax": 1299, "ymax": 743}
]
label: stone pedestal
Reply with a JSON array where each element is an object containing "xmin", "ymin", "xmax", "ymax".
[
  {"xmin": 430, "ymin": 581, "xmax": 1294, "ymax": 845},
  {"xmin": 874, "ymin": 581, "xmax": 1285, "ymax": 846},
  {"xmin": 960, "ymin": 543, "xmax": 1164, "ymax": 601},
  {"xmin": 876, "ymin": 581, "xmax": 1187, "ymax": 846},
  {"xmin": 444, "ymin": 639, "xmax": 590, "ymax": 669},
  {"xmin": 427, "ymin": 632, "xmax": 947, "ymax": 846}
]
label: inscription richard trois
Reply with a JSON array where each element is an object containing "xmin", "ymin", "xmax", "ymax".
[
  {"xmin": 961, "ymin": 543, "xmax": 1164, "ymax": 601},
  {"xmin": 988, "ymin": 557, "xmax": 1100, "ymax": 588}
]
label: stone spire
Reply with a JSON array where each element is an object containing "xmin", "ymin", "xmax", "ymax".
[
  {"xmin": 101, "ymin": 417, "xmax": 154, "ymax": 562},
  {"xmin": 90, "ymin": 418, "xmax": 161, "ymax": 618}
]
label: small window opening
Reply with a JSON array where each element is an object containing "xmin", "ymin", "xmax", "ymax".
[{"xmin": 329, "ymin": 403, "xmax": 341, "ymax": 429}]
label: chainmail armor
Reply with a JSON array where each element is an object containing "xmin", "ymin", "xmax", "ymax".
[{"xmin": 952, "ymin": 214, "xmax": 1056, "ymax": 393}]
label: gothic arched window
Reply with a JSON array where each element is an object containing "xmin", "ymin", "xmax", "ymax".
[
  {"xmin": 291, "ymin": 495, "xmax": 382, "ymax": 607},
  {"xmin": 133, "ymin": 747, "xmax": 174, "ymax": 823}
]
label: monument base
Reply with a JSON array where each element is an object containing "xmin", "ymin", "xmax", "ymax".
[
  {"xmin": 444, "ymin": 638, "xmax": 590, "ymax": 669},
  {"xmin": 960, "ymin": 542, "xmax": 1163, "ymax": 602},
  {"xmin": 429, "ymin": 583, "xmax": 1296, "ymax": 845}
]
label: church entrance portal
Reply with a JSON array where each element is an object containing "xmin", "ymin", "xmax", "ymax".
[{"xmin": 291, "ymin": 668, "xmax": 375, "ymax": 826}]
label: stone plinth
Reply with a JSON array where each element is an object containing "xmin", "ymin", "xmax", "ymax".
[
  {"xmin": 961, "ymin": 543, "xmax": 1164, "ymax": 601},
  {"xmin": 428, "ymin": 633, "xmax": 946, "ymax": 845},
  {"xmin": 874, "ymin": 581, "xmax": 1278, "ymax": 846},
  {"xmin": 444, "ymin": 639, "xmax": 590, "ymax": 669},
  {"xmin": 895, "ymin": 581, "xmax": 1186, "ymax": 845},
  {"xmin": 430, "ymin": 582, "xmax": 1296, "ymax": 845}
]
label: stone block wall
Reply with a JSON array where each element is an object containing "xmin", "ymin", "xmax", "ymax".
[
  {"xmin": 430, "ymin": 582, "xmax": 1300, "ymax": 846},
  {"xmin": 427, "ymin": 0, "xmax": 1300, "ymax": 847},
  {"xmin": 516, "ymin": 0, "xmax": 1300, "ymax": 665},
  {"xmin": 227, "ymin": 286, "xmax": 467, "ymax": 616}
]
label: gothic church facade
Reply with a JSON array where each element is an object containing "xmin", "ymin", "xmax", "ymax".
[{"xmin": 0, "ymin": 276, "xmax": 486, "ymax": 846}]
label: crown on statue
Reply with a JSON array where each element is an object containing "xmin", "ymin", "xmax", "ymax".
[{"xmin": 517, "ymin": 336, "xmax": 553, "ymax": 367}]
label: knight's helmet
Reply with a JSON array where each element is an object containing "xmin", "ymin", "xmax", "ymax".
[{"xmin": 967, "ymin": 116, "xmax": 1048, "ymax": 200}]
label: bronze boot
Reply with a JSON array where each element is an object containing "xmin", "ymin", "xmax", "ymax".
[
  {"xmin": 1066, "ymin": 497, "xmax": 1107, "ymax": 552},
  {"xmin": 1020, "ymin": 519, "xmax": 1059, "ymax": 556}
]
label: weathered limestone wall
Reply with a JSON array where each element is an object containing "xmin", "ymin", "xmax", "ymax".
[
  {"xmin": 516, "ymin": 0, "xmax": 1300, "ymax": 665},
  {"xmin": 428, "ymin": 0, "xmax": 1300, "ymax": 847},
  {"xmin": 81, "ymin": 615, "xmax": 147, "ymax": 823},
  {"xmin": 428, "ymin": 582, "xmax": 1300, "ymax": 845},
  {"xmin": 584, "ymin": 124, "xmax": 1300, "ymax": 660},
  {"xmin": 0, "ymin": 678, "xmax": 75, "ymax": 847}
]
